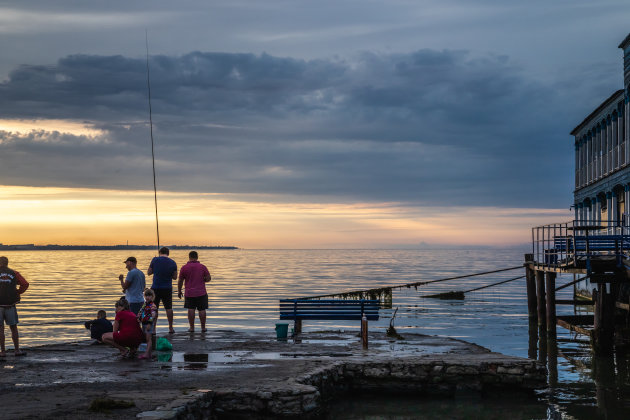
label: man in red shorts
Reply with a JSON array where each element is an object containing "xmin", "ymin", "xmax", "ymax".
[{"xmin": 177, "ymin": 251, "xmax": 211, "ymax": 332}]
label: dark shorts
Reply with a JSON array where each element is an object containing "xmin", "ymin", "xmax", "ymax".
[
  {"xmin": 129, "ymin": 302, "xmax": 143, "ymax": 315},
  {"xmin": 184, "ymin": 294, "xmax": 208, "ymax": 311},
  {"xmin": 153, "ymin": 288, "xmax": 173, "ymax": 310},
  {"xmin": 0, "ymin": 306, "xmax": 18, "ymax": 326}
]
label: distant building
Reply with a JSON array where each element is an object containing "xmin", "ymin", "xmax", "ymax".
[{"xmin": 571, "ymin": 33, "xmax": 630, "ymax": 226}]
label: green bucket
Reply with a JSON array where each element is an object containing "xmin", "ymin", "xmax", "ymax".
[{"xmin": 275, "ymin": 323, "xmax": 289, "ymax": 339}]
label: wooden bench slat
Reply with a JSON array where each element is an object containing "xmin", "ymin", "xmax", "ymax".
[
  {"xmin": 279, "ymin": 299, "xmax": 380, "ymax": 321},
  {"xmin": 279, "ymin": 306, "xmax": 380, "ymax": 310},
  {"xmin": 279, "ymin": 311, "xmax": 380, "ymax": 316},
  {"xmin": 280, "ymin": 315, "xmax": 379, "ymax": 320}
]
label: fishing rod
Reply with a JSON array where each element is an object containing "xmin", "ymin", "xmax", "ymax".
[{"xmin": 146, "ymin": 30, "xmax": 160, "ymax": 252}]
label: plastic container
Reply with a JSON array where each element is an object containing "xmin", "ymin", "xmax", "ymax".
[{"xmin": 275, "ymin": 323, "xmax": 289, "ymax": 339}]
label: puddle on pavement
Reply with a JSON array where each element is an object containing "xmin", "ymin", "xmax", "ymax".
[
  {"xmin": 161, "ymin": 351, "xmax": 255, "ymax": 371},
  {"xmin": 297, "ymin": 338, "xmax": 357, "ymax": 347},
  {"xmin": 170, "ymin": 351, "xmax": 250, "ymax": 363},
  {"xmin": 374, "ymin": 343, "xmax": 457, "ymax": 354},
  {"xmin": 251, "ymin": 351, "xmax": 353, "ymax": 360}
]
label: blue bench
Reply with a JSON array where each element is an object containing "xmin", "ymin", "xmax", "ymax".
[
  {"xmin": 553, "ymin": 235, "xmax": 630, "ymax": 252},
  {"xmin": 543, "ymin": 234, "xmax": 630, "ymax": 266},
  {"xmin": 279, "ymin": 299, "xmax": 380, "ymax": 340}
]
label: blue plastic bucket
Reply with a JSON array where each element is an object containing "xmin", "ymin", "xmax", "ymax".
[{"xmin": 275, "ymin": 323, "xmax": 289, "ymax": 339}]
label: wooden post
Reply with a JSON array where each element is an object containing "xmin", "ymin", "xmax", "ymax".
[
  {"xmin": 361, "ymin": 315, "xmax": 368, "ymax": 349},
  {"xmin": 294, "ymin": 319, "xmax": 302, "ymax": 335},
  {"xmin": 592, "ymin": 284, "xmax": 615, "ymax": 355},
  {"xmin": 547, "ymin": 335, "xmax": 558, "ymax": 388},
  {"xmin": 528, "ymin": 317, "xmax": 538, "ymax": 360},
  {"xmin": 535, "ymin": 271, "xmax": 546, "ymax": 329},
  {"xmin": 382, "ymin": 288, "xmax": 393, "ymax": 309},
  {"xmin": 537, "ymin": 327, "xmax": 547, "ymax": 365},
  {"xmin": 594, "ymin": 351, "xmax": 616, "ymax": 418},
  {"xmin": 525, "ymin": 256, "xmax": 537, "ymax": 320},
  {"xmin": 545, "ymin": 272, "xmax": 557, "ymax": 337}
]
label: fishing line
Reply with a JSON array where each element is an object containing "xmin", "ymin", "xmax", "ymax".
[{"xmin": 146, "ymin": 30, "xmax": 160, "ymax": 251}]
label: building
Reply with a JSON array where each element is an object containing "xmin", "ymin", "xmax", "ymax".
[
  {"xmin": 571, "ymin": 34, "xmax": 630, "ymax": 228},
  {"xmin": 528, "ymin": 33, "xmax": 630, "ymax": 356}
]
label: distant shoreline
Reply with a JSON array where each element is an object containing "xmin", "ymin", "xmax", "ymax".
[{"xmin": 0, "ymin": 244, "xmax": 238, "ymax": 251}]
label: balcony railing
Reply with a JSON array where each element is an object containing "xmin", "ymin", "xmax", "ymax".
[{"xmin": 531, "ymin": 219, "xmax": 629, "ymax": 270}]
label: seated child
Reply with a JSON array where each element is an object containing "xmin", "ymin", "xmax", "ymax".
[{"xmin": 84, "ymin": 309, "xmax": 113, "ymax": 343}]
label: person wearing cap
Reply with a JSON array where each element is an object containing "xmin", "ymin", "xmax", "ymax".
[
  {"xmin": 147, "ymin": 247, "xmax": 177, "ymax": 334},
  {"xmin": 119, "ymin": 257, "xmax": 145, "ymax": 314}
]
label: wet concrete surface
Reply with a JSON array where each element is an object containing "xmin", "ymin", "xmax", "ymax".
[{"xmin": 0, "ymin": 330, "xmax": 544, "ymax": 419}]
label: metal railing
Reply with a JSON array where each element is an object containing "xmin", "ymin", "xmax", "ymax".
[{"xmin": 531, "ymin": 219, "xmax": 629, "ymax": 270}]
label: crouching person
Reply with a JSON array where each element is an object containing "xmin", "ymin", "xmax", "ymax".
[
  {"xmin": 84, "ymin": 310, "xmax": 113, "ymax": 344},
  {"xmin": 101, "ymin": 298, "xmax": 143, "ymax": 359}
]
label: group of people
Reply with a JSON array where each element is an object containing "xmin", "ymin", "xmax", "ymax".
[{"xmin": 0, "ymin": 248, "xmax": 212, "ymax": 360}]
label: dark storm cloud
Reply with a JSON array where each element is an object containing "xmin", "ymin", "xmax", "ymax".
[{"xmin": 0, "ymin": 49, "xmax": 595, "ymax": 207}]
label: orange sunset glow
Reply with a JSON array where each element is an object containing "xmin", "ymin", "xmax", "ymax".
[{"xmin": 0, "ymin": 185, "xmax": 571, "ymax": 248}]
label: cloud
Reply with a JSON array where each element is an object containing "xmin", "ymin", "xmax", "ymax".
[{"xmin": 0, "ymin": 49, "xmax": 590, "ymax": 207}]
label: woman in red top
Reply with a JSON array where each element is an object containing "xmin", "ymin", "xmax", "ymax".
[{"xmin": 101, "ymin": 298, "xmax": 143, "ymax": 358}]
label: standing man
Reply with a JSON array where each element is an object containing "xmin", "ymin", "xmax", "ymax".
[
  {"xmin": 147, "ymin": 247, "xmax": 177, "ymax": 334},
  {"xmin": 178, "ymin": 251, "xmax": 211, "ymax": 333},
  {"xmin": 0, "ymin": 256, "xmax": 29, "ymax": 357},
  {"xmin": 119, "ymin": 256, "xmax": 145, "ymax": 315}
]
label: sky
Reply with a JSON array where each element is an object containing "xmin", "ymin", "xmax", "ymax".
[{"xmin": 1, "ymin": 1, "xmax": 628, "ymax": 249}]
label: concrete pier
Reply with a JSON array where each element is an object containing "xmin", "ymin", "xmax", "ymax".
[{"xmin": 0, "ymin": 330, "xmax": 546, "ymax": 419}]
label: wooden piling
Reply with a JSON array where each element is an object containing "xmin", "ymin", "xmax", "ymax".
[
  {"xmin": 528, "ymin": 318, "xmax": 538, "ymax": 360},
  {"xmin": 547, "ymin": 335, "xmax": 558, "ymax": 388},
  {"xmin": 524, "ymin": 255, "xmax": 537, "ymax": 320},
  {"xmin": 592, "ymin": 284, "xmax": 615, "ymax": 355},
  {"xmin": 537, "ymin": 327, "xmax": 547, "ymax": 365},
  {"xmin": 382, "ymin": 288, "xmax": 393, "ymax": 309},
  {"xmin": 535, "ymin": 270, "xmax": 546, "ymax": 329},
  {"xmin": 361, "ymin": 315, "xmax": 368, "ymax": 349},
  {"xmin": 545, "ymin": 272, "xmax": 557, "ymax": 337}
]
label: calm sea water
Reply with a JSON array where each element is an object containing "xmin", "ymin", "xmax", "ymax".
[{"xmin": 3, "ymin": 248, "xmax": 628, "ymax": 419}]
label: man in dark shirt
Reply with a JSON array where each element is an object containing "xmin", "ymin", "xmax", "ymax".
[
  {"xmin": 0, "ymin": 256, "xmax": 29, "ymax": 357},
  {"xmin": 147, "ymin": 247, "xmax": 177, "ymax": 333}
]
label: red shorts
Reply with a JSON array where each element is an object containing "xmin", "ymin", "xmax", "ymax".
[{"xmin": 113, "ymin": 331, "xmax": 141, "ymax": 348}]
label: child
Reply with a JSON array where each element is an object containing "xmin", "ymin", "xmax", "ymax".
[
  {"xmin": 137, "ymin": 288, "xmax": 158, "ymax": 360},
  {"xmin": 84, "ymin": 310, "xmax": 113, "ymax": 343}
]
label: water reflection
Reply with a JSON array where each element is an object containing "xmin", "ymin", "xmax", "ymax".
[
  {"xmin": 3, "ymin": 249, "xmax": 630, "ymax": 418},
  {"xmin": 528, "ymin": 321, "xmax": 630, "ymax": 418},
  {"xmin": 327, "ymin": 392, "xmax": 548, "ymax": 420}
]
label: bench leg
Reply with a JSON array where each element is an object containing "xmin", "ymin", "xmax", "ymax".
[
  {"xmin": 294, "ymin": 319, "xmax": 302, "ymax": 335},
  {"xmin": 361, "ymin": 318, "xmax": 368, "ymax": 349}
]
